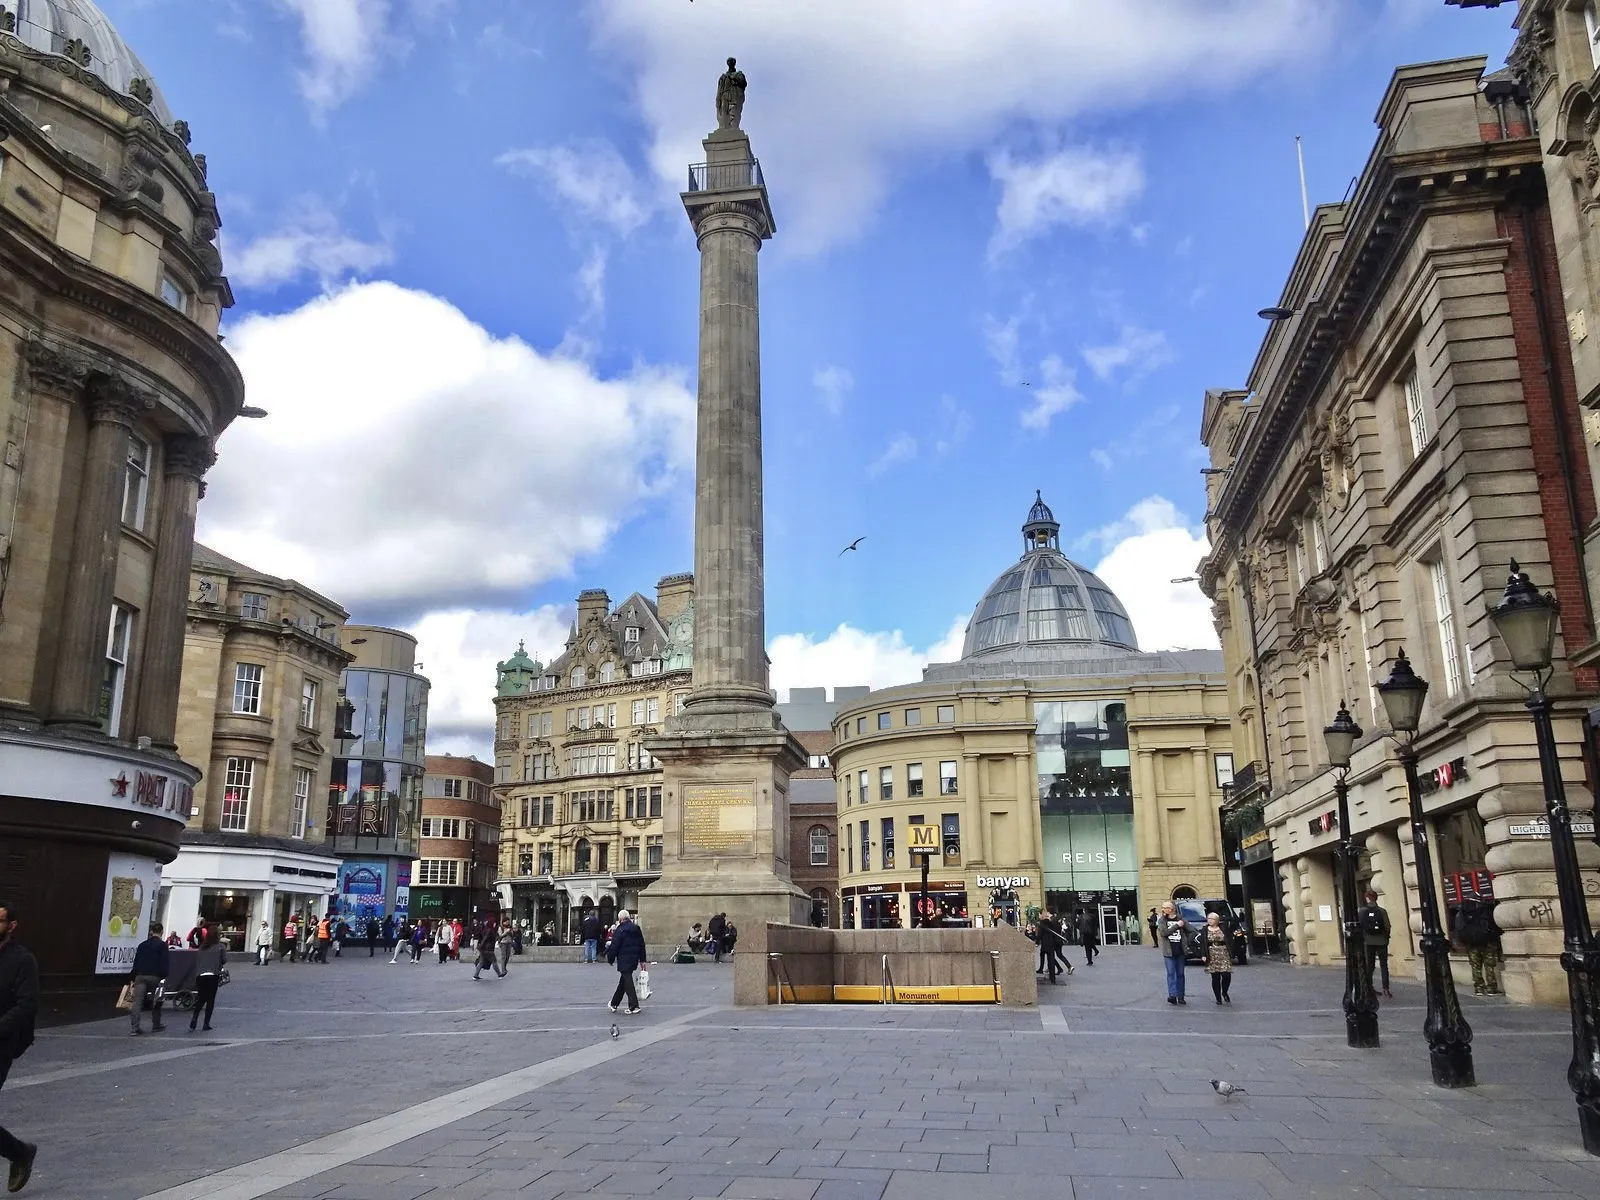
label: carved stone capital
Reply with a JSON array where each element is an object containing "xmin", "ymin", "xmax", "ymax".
[
  {"xmin": 164, "ymin": 434, "xmax": 216, "ymax": 479},
  {"xmin": 162, "ymin": 434, "xmax": 216, "ymax": 481},
  {"xmin": 24, "ymin": 338, "xmax": 91, "ymax": 400},
  {"xmin": 85, "ymin": 374, "xmax": 153, "ymax": 427},
  {"xmin": 690, "ymin": 199, "xmax": 771, "ymax": 244},
  {"xmin": 1507, "ymin": 10, "xmax": 1555, "ymax": 98}
]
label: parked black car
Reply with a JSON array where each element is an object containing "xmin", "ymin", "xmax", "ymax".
[{"xmin": 1176, "ymin": 899, "xmax": 1247, "ymax": 965}]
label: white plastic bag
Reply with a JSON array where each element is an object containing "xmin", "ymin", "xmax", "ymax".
[{"xmin": 637, "ymin": 966, "xmax": 652, "ymax": 1000}]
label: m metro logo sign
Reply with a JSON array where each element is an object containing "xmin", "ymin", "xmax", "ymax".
[{"xmin": 908, "ymin": 824, "xmax": 939, "ymax": 855}]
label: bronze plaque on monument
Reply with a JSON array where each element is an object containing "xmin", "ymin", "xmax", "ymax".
[{"xmin": 680, "ymin": 783, "xmax": 757, "ymax": 856}]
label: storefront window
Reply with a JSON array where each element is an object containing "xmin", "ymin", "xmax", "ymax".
[
  {"xmin": 1437, "ymin": 805, "xmax": 1493, "ymax": 921},
  {"xmin": 942, "ymin": 813, "xmax": 961, "ymax": 866},
  {"xmin": 199, "ymin": 891, "xmax": 251, "ymax": 951},
  {"xmin": 861, "ymin": 892, "xmax": 900, "ymax": 929}
]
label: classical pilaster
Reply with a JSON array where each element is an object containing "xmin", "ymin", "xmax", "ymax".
[
  {"xmin": 1012, "ymin": 751, "xmax": 1038, "ymax": 867},
  {"xmin": 131, "ymin": 434, "xmax": 214, "ymax": 749},
  {"xmin": 0, "ymin": 343, "xmax": 92, "ymax": 724},
  {"xmin": 962, "ymin": 749, "xmax": 985, "ymax": 865},
  {"xmin": 47, "ymin": 373, "xmax": 146, "ymax": 730}
]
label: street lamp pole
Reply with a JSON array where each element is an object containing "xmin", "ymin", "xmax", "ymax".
[
  {"xmin": 1324, "ymin": 701, "xmax": 1379, "ymax": 1048},
  {"xmin": 1488, "ymin": 561, "xmax": 1600, "ymax": 1152},
  {"xmin": 1378, "ymin": 648, "xmax": 1475, "ymax": 1088}
]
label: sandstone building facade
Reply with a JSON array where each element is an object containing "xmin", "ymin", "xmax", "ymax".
[
  {"xmin": 162, "ymin": 544, "xmax": 350, "ymax": 948},
  {"xmin": 492, "ymin": 577, "xmax": 694, "ymax": 939},
  {"xmin": 0, "ymin": 1, "xmax": 243, "ymax": 990},
  {"xmin": 832, "ymin": 497, "xmax": 1232, "ymax": 935},
  {"xmin": 1201, "ymin": 57, "xmax": 1600, "ymax": 1004}
]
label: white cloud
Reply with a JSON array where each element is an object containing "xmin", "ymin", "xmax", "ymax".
[
  {"xmin": 1019, "ymin": 354, "xmax": 1082, "ymax": 431},
  {"xmin": 496, "ymin": 142, "xmax": 652, "ymax": 236},
  {"xmin": 1088, "ymin": 403, "xmax": 1183, "ymax": 472},
  {"xmin": 199, "ymin": 281, "xmax": 695, "ymax": 614},
  {"xmin": 1082, "ymin": 326, "xmax": 1172, "ymax": 384},
  {"xmin": 813, "ymin": 365, "xmax": 853, "ymax": 415},
  {"xmin": 867, "ymin": 433, "xmax": 918, "ymax": 477},
  {"xmin": 931, "ymin": 395, "xmax": 971, "ymax": 458},
  {"xmin": 1088, "ymin": 497, "xmax": 1218, "ymax": 653},
  {"xmin": 769, "ymin": 616, "xmax": 969, "ymax": 699},
  {"xmin": 408, "ymin": 605, "xmax": 571, "ymax": 757},
  {"xmin": 594, "ymin": 0, "xmax": 1332, "ymax": 252},
  {"xmin": 988, "ymin": 145, "xmax": 1144, "ymax": 257},
  {"xmin": 228, "ymin": 205, "xmax": 394, "ymax": 291},
  {"xmin": 279, "ymin": 0, "xmax": 394, "ymax": 112}
]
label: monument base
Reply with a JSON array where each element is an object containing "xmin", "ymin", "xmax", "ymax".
[{"xmin": 639, "ymin": 708, "xmax": 810, "ymax": 947}]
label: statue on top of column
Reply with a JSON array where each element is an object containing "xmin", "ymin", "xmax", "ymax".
[{"xmin": 715, "ymin": 56, "xmax": 747, "ymax": 130}]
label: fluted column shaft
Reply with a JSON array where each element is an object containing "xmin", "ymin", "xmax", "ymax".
[
  {"xmin": 49, "ymin": 377, "xmax": 143, "ymax": 729},
  {"xmin": 132, "ymin": 435, "xmax": 214, "ymax": 748},
  {"xmin": 686, "ymin": 197, "xmax": 770, "ymax": 709}
]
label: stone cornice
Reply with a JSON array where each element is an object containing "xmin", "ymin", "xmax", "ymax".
[{"xmin": 1210, "ymin": 137, "xmax": 1543, "ymax": 559}]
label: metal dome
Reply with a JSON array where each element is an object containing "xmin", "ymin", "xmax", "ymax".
[
  {"xmin": 8, "ymin": 0, "xmax": 174, "ymax": 123},
  {"xmin": 960, "ymin": 493, "xmax": 1139, "ymax": 659}
]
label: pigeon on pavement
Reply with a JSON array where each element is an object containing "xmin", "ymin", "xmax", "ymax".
[
  {"xmin": 609, "ymin": 1024, "xmax": 619, "ymax": 1040},
  {"xmin": 1210, "ymin": 1079, "xmax": 1247, "ymax": 1099}
]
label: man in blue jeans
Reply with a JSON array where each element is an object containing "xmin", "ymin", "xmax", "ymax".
[
  {"xmin": 579, "ymin": 910, "xmax": 603, "ymax": 964},
  {"xmin": 1156, "ymin": 901, "xmax": 1187, "ymax": 1005}
]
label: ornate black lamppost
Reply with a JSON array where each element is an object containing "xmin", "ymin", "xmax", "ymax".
[
  {"xmin": 1487, "ymin": 561, "xmax": 1600, "ymax": 1152},
  {"xmin": 1378, "ymin": 648, "xmax": 1475, "ymax": 1087},
  {"xmin": 1324, "ymin": 701, "xmax": 1379, "ymax": 1048}
]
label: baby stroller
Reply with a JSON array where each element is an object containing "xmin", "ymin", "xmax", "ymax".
[{"xmin": 162, "ymin": 948, "xmax": 231, "ymax": 1010}]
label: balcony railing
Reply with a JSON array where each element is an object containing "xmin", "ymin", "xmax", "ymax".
[{"xmin": 687, "ymin": 158, "xmax": 763, "ymax": 192}]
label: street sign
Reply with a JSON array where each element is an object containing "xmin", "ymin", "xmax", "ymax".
[{"xmin": 908, "ymin": 824, "xmax": 940, "ymax": 855}]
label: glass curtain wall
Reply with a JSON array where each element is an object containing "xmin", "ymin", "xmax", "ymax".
[{"xmin": 1036, "ymin": 699, "xmax": 1140, "ymax": 928}]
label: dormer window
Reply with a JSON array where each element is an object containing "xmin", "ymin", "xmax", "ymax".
[
  {"xmin": 159, "ymin": 272, "xmax": 191, "ymax": 315},
  {"xmin": 625, "ymin": 627, "xmax": 640, "ymax": 643}
]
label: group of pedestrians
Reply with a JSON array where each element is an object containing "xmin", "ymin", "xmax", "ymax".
[{"xmin": 1027, "ymin": 909, "xmax": 1099, "ymax": 984}]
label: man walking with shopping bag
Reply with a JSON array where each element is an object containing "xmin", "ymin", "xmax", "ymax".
[{"xmin": 605, "ymin": 911, "xmax": 646, "ymax": 1016}]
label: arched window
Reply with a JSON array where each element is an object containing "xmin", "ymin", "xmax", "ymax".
[
  {"xmin": 809, "ymin": 825, "xmax": 830, "ymax": 866},
  {"xmin": 600, "ymin": 661, "xmax": 614, "ymax": 683},
  {"xmin": 575, "ymin": 839, "xmax": 592, "ymax": 873},
  {"xmin": 1171, "ymin": 885, "xmax": 1197, "ymax": 900},
  {"xmin": 571, "ymin": 666, "xmax": 587, "ymax": 687}
]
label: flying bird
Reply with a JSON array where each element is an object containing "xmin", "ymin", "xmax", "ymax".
[
  {"xmin": 1210, "ymin": 1079, "xmax": 1247, "ymax": 1099},
  {"xmin": 839, "ymin": 537, "xmax": 866, "ymax": 556},
  {"xmin": 609, "ymin": 1024, "xmax": 619, "ymax": 1040}
]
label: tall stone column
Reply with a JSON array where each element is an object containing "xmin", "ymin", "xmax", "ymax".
[
  {"xmin": 641, "ymin": 67, "xmax": 808, "ymax": 938},
  {"xmin": 132, "ymin": 435, "xmax": 215, "ymax": 749},
  {"xmin": 962, "ymin": 750, "xmax": 985, "ymax": 865},
  {"xmin": 48, "ymin": 374, "xmax": 146, "ymax": 730}
]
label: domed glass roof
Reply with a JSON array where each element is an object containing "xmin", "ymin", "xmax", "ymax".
[
  {"xmin": 960, "ymin": 492, "xmax": 1139, "ymax": 660},
  {"xmin": 9, "ymin": 0, "xmax": 174, "ymax": 123}
]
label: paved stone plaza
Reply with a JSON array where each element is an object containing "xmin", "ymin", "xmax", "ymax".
[{"xmin": 6, "ymin": 944, "xmax": 1600, "ymax": 1199}]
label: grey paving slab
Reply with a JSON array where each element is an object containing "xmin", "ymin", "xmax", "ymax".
[{"xmin": 3, "ymin": 948, "xmax": 1596, "ymax": 1200}]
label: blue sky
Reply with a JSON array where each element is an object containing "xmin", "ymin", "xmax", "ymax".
[{"xmin": 99, "ymin": 0, "xmax": 1518, "ymax": 751}]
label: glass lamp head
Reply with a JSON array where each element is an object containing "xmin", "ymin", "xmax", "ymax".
[
  {"xmin": 1488, "ymin": 559, "xmax": 1559, "ymax": 673},
  {"xmin": 1323, "ymin": 700, "xmax": 1363, "ymax": 769},
  {"xmin": 1377, "ymin": 647, "xmax": 1428, "ymax": 734}
]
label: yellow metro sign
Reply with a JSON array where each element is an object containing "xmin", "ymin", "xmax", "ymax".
[{"xmin": 908, "ymin": 824, "xmax": 940, "ymax": 855}]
